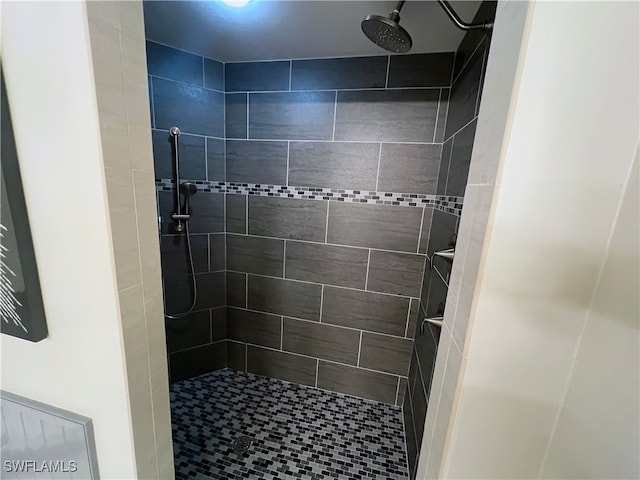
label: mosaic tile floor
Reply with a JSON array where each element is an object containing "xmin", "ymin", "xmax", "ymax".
[{"xmin": 170, "ymin": 369, "xmax": 409, "ymax": 479}]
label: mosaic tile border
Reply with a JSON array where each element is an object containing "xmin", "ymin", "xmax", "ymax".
[{"xmin": 156, "ymin": 179, "xmax": 464, "ymax": 216}]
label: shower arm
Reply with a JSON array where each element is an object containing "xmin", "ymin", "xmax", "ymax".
[
  {"xmin": 437, "ymin": 0, "xmax": 493, "ymax": 30},
  {"xmin": 392, "ymin": 0, "xmax": 493, "ymax": 31}
]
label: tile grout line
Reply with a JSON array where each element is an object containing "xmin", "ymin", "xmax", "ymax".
[
  {"xmin": 230, "ymin": 305, "xmax": 411, "ymax": 340},
  {"xmin": 244, "ymin": 273, "xmax": 248, "ymax": 309},
  {"xmin": 364, "ymin": 249, "xmax": 371, "ymax": 290},
  {"xmin": 280, "ymin": 316, "xmax": 284, "ymax": 350},
  {"xmin": 416, "ymin": 206, "xmax": 426, "ymax": 254},
  {"xmin": 282, "ymin": 240, "xmax": 287, "ymax": 278},
  {"xmin": 314, "ymin": 359, "xmax": 319, "ymax": 387},
  {"xmin": 288, "ymin": 60, "xmax": 292, "ymax": 91},
  {"xmin": 286, "ymin": 141, "xmax": 290, "ymax": 186},
  {"xmin": 394, "ymin": 376, "xmax": 401, "ymax": 406},
  {"xmin": 222, "ymin": 267, "xmax": 421, "ymax": 301},
  {"xmin": 221, "ymin": 85, "xmax": 443, "ymax": 94},
  {"xmin": 245, "ymin": 193, "xmax": 249, "ymax": 234},
  {"xmin": 331, "ymin": 90, "xmax": 338, "ymax": 141},
  {"xmin": 432, "ymin": 88, "xmax": 443, "ymax": 143},
  {"xmin": 245, "ymin": 92, "xmax": 249, "ymax": 139},
  {"xmin": 384, "ymin": 55, "xmax": 391, "ymax": 88},
  {"xmin": 375, "ymin": 142, "xmax": 382, "ymax": 191},
  {"xmin": 222, "ymin": 339, "xmax": 409, "ymax": 379},
  {"xmin": 319, "ymin": 284, "xmax": 325, "ymax": 323},
  {"xmin": 404, "ymin": 300, "xmax": 413, "ymax": 338},
  {"xmin": 357, "ymin": 331, "xmax": 363, "ymax": 367},
  {"xmin": 204, "ymin": 135, "xmax": 209, "ymax": 181},
  {"xmin": 152, "ymin": 129, "xmax": 445, "ymax": 145},
  {"xmin": 324, "ymin": 201, "xmax": 330, "ymax": 243}
]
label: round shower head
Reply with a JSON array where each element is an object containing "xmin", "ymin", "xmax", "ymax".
[
  {"xmin": 180, "ymin": 182, "xmax": 197, "ymax": 197},
  {"xmin": 361, "ymin": 13, "xmax": 412, "ymax": 53}
]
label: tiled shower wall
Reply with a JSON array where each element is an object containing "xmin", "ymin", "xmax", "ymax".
[
  {"xmin": 403, "ymin": 1, "xmax": 497, "ymax": 477},
  {"xmin": 146, "ymin": 41, "xmax": 462, "ymax": 406}
]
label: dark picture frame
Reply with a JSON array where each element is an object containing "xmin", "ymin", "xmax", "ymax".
[{"xmin": 1, "ymin": 69, "xmax": 48, "ymax": 342}]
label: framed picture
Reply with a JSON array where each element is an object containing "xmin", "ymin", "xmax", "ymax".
[{"xmin": 1, "ymin": 69, "xmax": 48, "ymax": 342}]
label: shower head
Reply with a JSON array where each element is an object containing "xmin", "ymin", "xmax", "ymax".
[
  {"xmin": 180, "ymin": 182, "xmax": 197, "ymax": 197},
  {"xmin": 361, "ymin": 2, "xmax": 412, "ymax": 53}
]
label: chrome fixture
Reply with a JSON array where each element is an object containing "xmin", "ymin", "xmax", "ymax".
[
  {"xmin": 164, "ymin": 126, "xmax": 198, "ymax": 320},
  {"xmin": 361, "ymin": 0, "xmax": 493, "ymax": 53},
  {"xmin": 420, "ymin": 316, "xmax": 443, "ymax": 334}
]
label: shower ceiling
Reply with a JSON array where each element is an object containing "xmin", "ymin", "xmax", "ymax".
[{"xmin": 143, "ymin": 0, "xmax": 482, "ymax": 62}]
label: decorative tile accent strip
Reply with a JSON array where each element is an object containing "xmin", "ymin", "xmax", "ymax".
[
  {"xmin": 171, "ymin": 369, "xmax": 408, "ymax": 479},
  {"xmin": 156, "ymin": 179, "xmax": 464, "ymax": 216}
]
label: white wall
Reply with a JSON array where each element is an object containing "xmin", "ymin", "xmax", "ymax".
[
  {"xmin": 0, "ymin": 2, "xmax": 137, "ymax": 478},
  {"xmin": 440, "ymin": 1, "xmax": 640, "ymax": 478}
]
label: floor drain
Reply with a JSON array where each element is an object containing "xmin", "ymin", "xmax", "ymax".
[{"xmin": 231, "ymin": 435, "xmax": 252, "ymax": 455}]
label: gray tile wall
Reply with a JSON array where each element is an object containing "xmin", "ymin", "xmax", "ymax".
[
  {"xmin": 146, "ymin": 39, "xmax": 474, "ymax": 407},
  {"xmin": 147, "ymin": 40, "xmax": 228, "ymax": 383},
  {"xmin": 219, "ymin": 50, "xmax": 456, "ymax": 406},
  {"xmin": 403, "ymin": 2, "xmax": 496, "ymax": 477}
]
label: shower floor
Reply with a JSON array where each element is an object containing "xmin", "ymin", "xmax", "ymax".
[{"xmin": 170, "ymin": 369, "xmax": 409, "ymax": 479}]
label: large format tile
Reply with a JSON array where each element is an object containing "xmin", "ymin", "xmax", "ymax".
[
  {"xmin": 248, "ymin": 196, "xmax": 327, "ymax": 242},
  {"xmin": 165, "ymin": 309, "xmax": 211, "ymax": 353},
  {"xmin": 225, "ymin": 61, "xmax": 290, "ymax": 92},
  {"xmin": 377, "ymin": 143, "xmax": 442, "ymax": 194},
  {"xmin": 247, "ymin": 346, "xmax": 317, "ymax": 386},
  {"xmin": 248, "ymin": 275, "xmax": 322, "ymax": 321},
  {"xmin": 249, "ymin": 91, "xmax": 335, "ymax": 140},
  {"xmin": 282, "ymin": 317, "xmax": 360, "ymax": 365},
  {"xmin": 321, "ymin": 287, "xmax": 409, "ymax": 336},
  {"xmin": 169, "ymin": 342, "xmax": 226, "ymax": 382},
  {"xmin": 359, "ymin": 333, "xmax": 413, "ymax": 376},
  {"xmin": 194, "ymin": 272, "xmax": 226, "ymax": 311},
  {"xmin": 387, "ymin": 52, "xmax": 454, "ymax": 88},
  {"xmin": 207, "ymin": 138, "xmax": 225, "ymax": 181},
  {"xmin": 445, "ymin": 37, "xmax": 485, "ymax": 140},
  {"xmin": 227, "ymin": 341, "xmax": 246, "ymax": 371},
  {"xmin": 288, "ymin": 141, "xmax": 379, "ymax": 190},
  {"xmin": 437, "ymin": 138, "xmax": 453, "ymax": 195},
  {"xmin": 160, "ymin": 234, "xmax": 209, "ymax": 276},
  {"xmin": 225, "ymin": 194, "xmax": 246, "ymax": 234},
  {"xmin": 427, "ymin": 209, "xmax": 459, "ymax": 256},
  {"xmin": 204, "ymin": 58, "xmax": 223, "ymax": 91},
  {"xmin": 367, "ymin": 250, "xmax": 426, "ymax": 297},
  {"xmin": 334, "ymin": 89, "xmax": 439, "ymax": 142},
  {"xmin": 226, "ymin": 272, "xmax": 247, "ymax": 308},
  {"xmin": 226, "ymin": 140, "xmax": 288, "ymax": 185},
  {"xmin": 285, "ymin": 241, "xmax": 368, "ymax": 289},
  {"xmin": 153, "ymin": 77, "xmax": 223, "ymax": 137},
  {"xmin": 291, "ymin": 56, "xmax": 387, "ymax": 90},
  {"xmin": 419, "ymin": 207, "xmax": 434, "ymax": 254},
  {"xmin": 225, "ymin": 93, "xmax": 247, "ymax": 139},
  {"xmin": 327, "ymin": 202, "xmax": 422, "ymax": 252},
  {"xmin": 209, "ymin": 233, "xmax": 226, "ymax": 271},
  {"xmin": 317, "ymin": 362, "xmax": 398, "ymax": 405},
  {"xmin": 146, "ymin": 41, "xmax": 202, "ymax": 86},
  {"xmin": 186, "ymin": 192, "xmax": 225, "ymax": 234},
  {"xmin": 446, "ymin": 118, "xmax": 477, "ymax": 197},
  {"xmin": 152, "ymin": 130, "xmax": 205, "ymax": 180},
  {"xmin": 226, "ymin": 234, "xmax": 284, "ymax": 277},
  {"xmin": 452, "ymin": 3, "xmax": 496, "ymax": 81},
  {"xmin": 435, "ymin": 88, "xmax": 450, "ymax": 143},
  {"xmin": 227, "ymin": 307, "xmax": 281, "ymax": 349}
]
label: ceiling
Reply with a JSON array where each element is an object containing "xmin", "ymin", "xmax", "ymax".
[{"xmin": 143, "ymin": 1, "xmax": 483, "ymax": 62}]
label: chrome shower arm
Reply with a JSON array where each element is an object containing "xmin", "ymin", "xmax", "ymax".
[{"xmin": 437, "ymin": 0, "xmax": 493, "ymax": 31}]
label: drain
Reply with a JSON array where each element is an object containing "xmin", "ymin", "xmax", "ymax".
[{"xmin": 231, "ymin": 435, "xmax": 252, "ymax": 455}]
